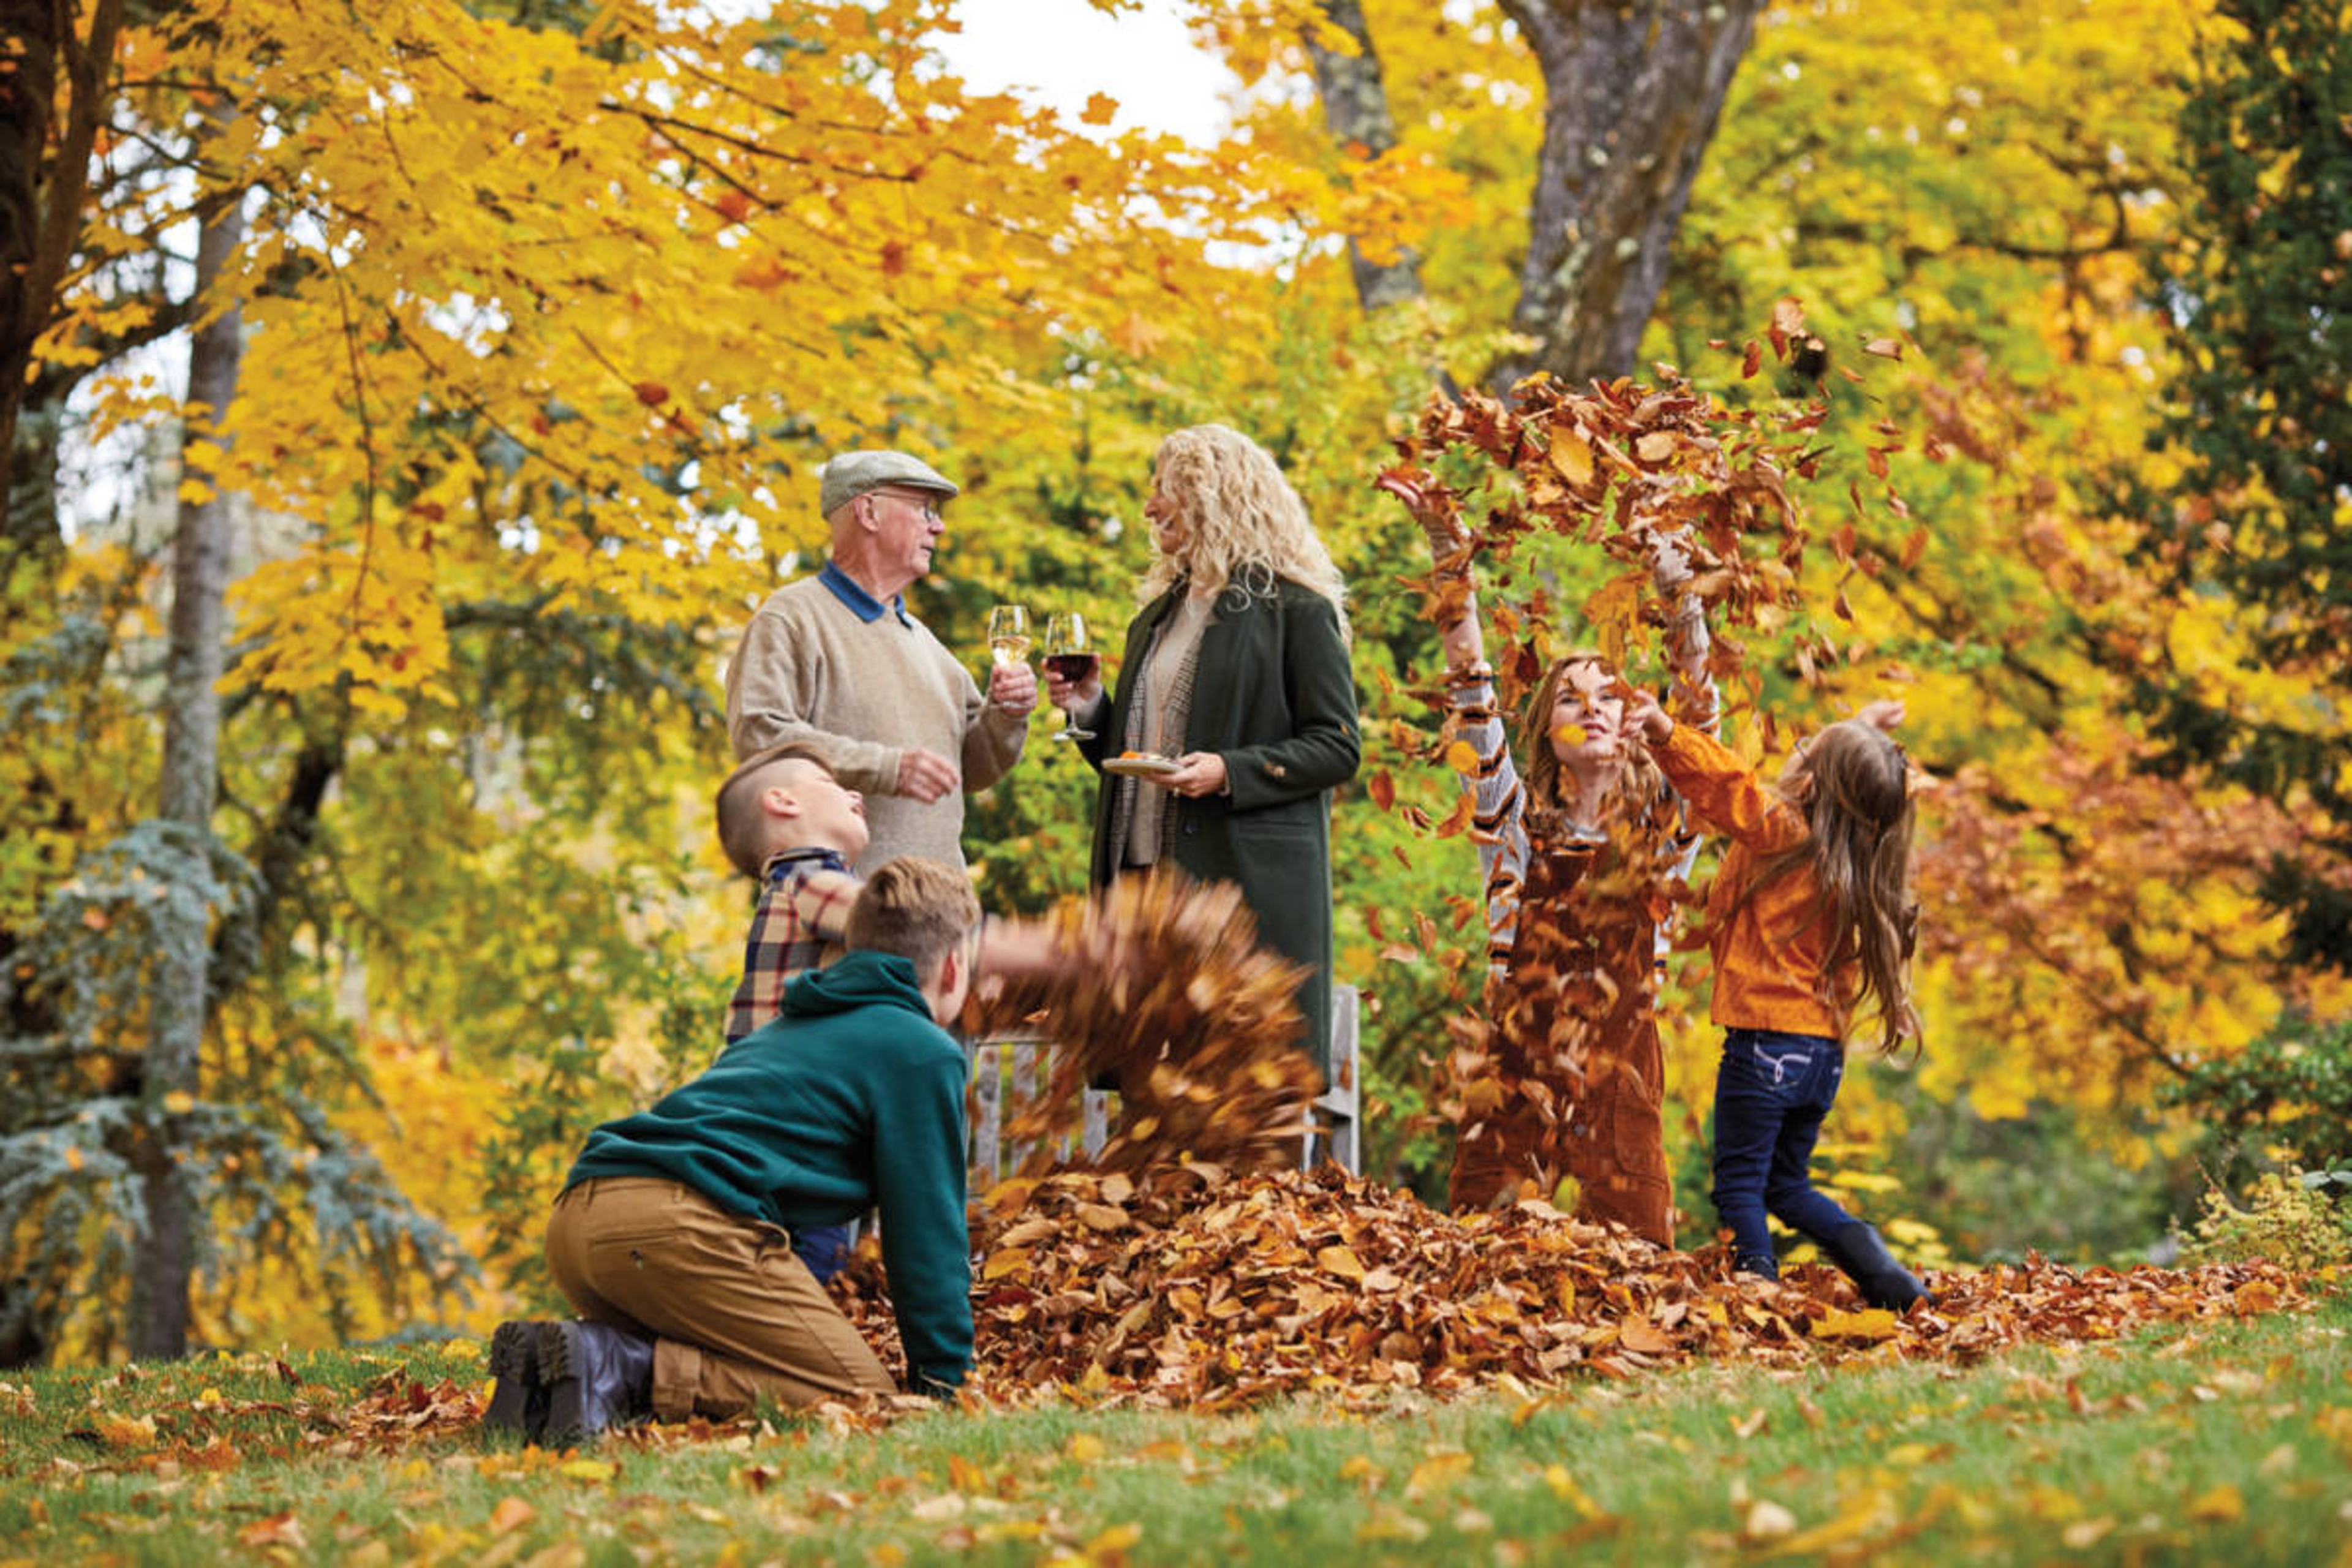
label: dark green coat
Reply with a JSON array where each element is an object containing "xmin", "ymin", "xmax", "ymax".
[{"xmin": 1079, "ymin": 578, "xmax": 1360, "ymax": 1075}]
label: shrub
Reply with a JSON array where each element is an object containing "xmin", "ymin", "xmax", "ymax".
[
  {"xmin": 2177, "ymin": 1167, "xmax": 2352, "ymax": 1273},
  {"xmin": 2160, "ymin": 1013, "xmax": 2352, "ymax": 1206}
]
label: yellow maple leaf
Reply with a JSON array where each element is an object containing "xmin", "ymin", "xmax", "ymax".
[{"xmin": 1811, "ymin": 1306, "xmax": 1901, "ymax": 1341}]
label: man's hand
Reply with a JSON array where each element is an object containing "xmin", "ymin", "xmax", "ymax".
[
  {"xmin": 987, "ymin": 659, "xmax": 1039, "ymax": 718},
  {"xmin": 1158, "ymin": 751, "xmax": 1229, "ymax": 799},
  {"xmin": 895, "ymin": 747, "xmax": 962, "ymax": 802},
  {"xmin": 1624, "ymin": 688, "xmax": 1674, "ymax": 745}
]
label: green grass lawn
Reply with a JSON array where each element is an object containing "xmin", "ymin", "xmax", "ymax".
[{"xmin": 2, "ymin": 1288, "xmax": 2348, "ymax": 1566}]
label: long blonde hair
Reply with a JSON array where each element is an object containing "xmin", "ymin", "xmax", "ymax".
[
  {"xmin": 1139, "ymin": 424, "xmax": 1348, "ymax": 629},
  {"xmin": 1731, "ymin": 720, "xmax": 1921, "ymax": 1055}
]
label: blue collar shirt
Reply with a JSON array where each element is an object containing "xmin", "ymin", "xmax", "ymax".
[{"xmin": 819, "ymin": 559, "xmax": 914, "ymax": 628}]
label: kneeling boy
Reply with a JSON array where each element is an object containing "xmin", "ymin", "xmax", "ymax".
[{"xmin": 486, "ymin": 858, "xmax": 979, "ymax": 1442}]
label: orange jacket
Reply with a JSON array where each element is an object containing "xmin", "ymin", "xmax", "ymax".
[{"xmin": 1649, "ymin": 723, "xmax": 1847, "ymax": 1039}]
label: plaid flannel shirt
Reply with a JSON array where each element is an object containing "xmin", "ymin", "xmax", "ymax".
[{"xmin": 724, "ymin": 847, "xmax": 861, "ymax": 1047}]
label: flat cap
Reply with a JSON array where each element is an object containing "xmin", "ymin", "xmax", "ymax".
[{"xmin": 818, "ymin": 450, "xmax": 960, "ymax": 516}]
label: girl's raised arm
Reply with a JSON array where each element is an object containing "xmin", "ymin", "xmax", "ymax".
[
  {"xmin": 1379, "ymin": 470, "xmax": 1527, "ymax": 971},
  {"xmin": 1646, "ymin": 528, "xmax": 1720, "ymax": 739},
  {"xmin": 1378, "ymin": 471, "xmax": 1487, "ymax": 674}
]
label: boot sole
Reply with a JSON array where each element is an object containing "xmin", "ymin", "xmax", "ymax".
[
  {"xmin": 539, "ymin": 1321, "xmax": 590, "ymax": 1444},
  {"xmin": 483, "ymin": 1321, "xmax": 548, "ymax": 1439}
]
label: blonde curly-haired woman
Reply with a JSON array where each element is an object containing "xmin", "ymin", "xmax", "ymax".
[{"xmin": 1046, "ymin": 424, "xmax": 1360, "ymax": 1078}]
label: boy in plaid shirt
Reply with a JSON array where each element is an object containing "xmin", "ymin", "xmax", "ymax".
[
  {"xmin": 715, "ymin": 743, "xmax": 1058, "ymax": 1281},
  {"xmin": 719, "ymin": 744, "xmax": 871, "ymax": 1049}
]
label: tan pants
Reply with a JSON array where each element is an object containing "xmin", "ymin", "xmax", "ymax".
[{"xmin": 545, "ymin": 1178, "xmax": 895, "ymax": 1418}]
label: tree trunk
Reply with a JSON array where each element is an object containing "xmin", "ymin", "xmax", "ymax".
[
  {"xmin": 0, "ymin": 0, "xmax": 59, "ymax": 485},
  {"xmin": 1491, "ymin": 0, "xmax": 1764, "ymax": 389},
  {"xmin": 0, "ymin": 0, "xmax": 121, "ymax": 489},
  {"xmin": 3, "ymin": 371, "xmax": 64, "ymax": 586},
  {"xmin": 1302, "ymin": 0, "xmax": 1423, "ymax": 312},
  {"xmin": 130, "ymin": 109, "xmax": 243, "ymax": 1362}
]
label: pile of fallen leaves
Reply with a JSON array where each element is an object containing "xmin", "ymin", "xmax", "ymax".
[
  {"xmin": 834, "ymin": 1164, "xmax": 2308, "ymax": 1410},
  {"xmin": 962, "ymin": 871, "xmax": 1322, "ymax": 1177}
]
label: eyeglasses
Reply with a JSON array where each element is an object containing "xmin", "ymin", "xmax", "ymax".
[{"xmin": 869, "ymin": 488, "xmax": 943, "ymax": 523}]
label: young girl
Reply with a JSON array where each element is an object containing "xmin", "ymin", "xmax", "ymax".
[
  {"xmin": 1626, "ymin": 690, "xmax": 1931, "ymax": 1309},
  {"xmin": 1382, "ymin": 473, "xmax": 1717, "ymax": 1245}
]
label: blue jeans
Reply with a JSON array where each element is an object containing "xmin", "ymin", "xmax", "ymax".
[
  {"xmin": 1711, "ymin": 1030, "xmax": 1857, "ymax": 1277},
  {"xmin": 793, "ymin": 1224, "xmax": 853, "ymax": 1285}
]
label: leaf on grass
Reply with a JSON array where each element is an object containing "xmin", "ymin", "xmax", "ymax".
[
  {"xmin": 1405, "ymin": 1447, "xmax": 1474, "ymax": 1498},
  {"xmin": 2062, "ymin": 1519, "xmax": 2116, "ymax": 1548},
  {"xmin": 94, "ymin": 1413, "xmax": 158, "ymax": 1449},
  {"xmin": 2186, "ymin": 1482, "xmax": 2244, "ymax": 1522},
  {"xmin": 237, "ymin": 1512, "xmax": 307, "ymax": 1548},
  {"xmin": 1086, "ymin": 1523, "xmax": 1144, "ymax": 1554}
]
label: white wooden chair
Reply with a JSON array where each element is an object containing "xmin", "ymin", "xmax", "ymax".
[{"xmin": 965, "ymin": 982, "xmax": 1363, "ymax": 1184}]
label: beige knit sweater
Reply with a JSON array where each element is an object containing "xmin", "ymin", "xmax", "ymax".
[{"xmin": 723, "ymin": 575, "xmax": 1028, "ymax": 873}]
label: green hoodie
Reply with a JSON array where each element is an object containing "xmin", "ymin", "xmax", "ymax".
[{"xmin": 565, "ymin": 949, "xmax": 972, "ymax": 1390}]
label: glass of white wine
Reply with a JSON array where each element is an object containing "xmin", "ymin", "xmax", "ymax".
[
  {"xmin": 986, "ymin": 605, "xmax": 1031, "ymax": 672},
  {"xmin": 1042, "ymin": 612, "xmax": 1098, "ymax": 742}
]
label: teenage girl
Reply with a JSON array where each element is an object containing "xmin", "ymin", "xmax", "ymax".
[
  {"xmin": 1627, "ymin": 688, "xmax": 1931, "ymax": 1308},
  {"xmin": 1383, "ymin": 473, "xmax": 1717, "ymax": 1245}
]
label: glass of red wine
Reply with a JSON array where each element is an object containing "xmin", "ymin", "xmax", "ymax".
[{"xmin": 1043, "ymin": 612, "xmax": 1098, "ymax": 742}]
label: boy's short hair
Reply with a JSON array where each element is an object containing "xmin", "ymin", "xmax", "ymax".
[
  {"xmin": 844, "ymin": 857, "xmax": 979, "ymax": 975},
  {"xmin": 715, "ymin": 743, "xmax": 835, "ymax": 877}
]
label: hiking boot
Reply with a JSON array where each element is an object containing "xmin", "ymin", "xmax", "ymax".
[
  {"xmin": 539, "ymin": 1320, "xmax": 654, "ymax": 1442},
  {"xmin": 1820, "ymin": 1221, "xmax": 1934, "ymax": 1311},
  {"xmin": 483, "ymin": 1321, "xmax": 551, "ymax": 1439}
]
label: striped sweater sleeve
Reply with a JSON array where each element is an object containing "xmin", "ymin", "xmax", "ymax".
[{"xmin": 1446, "ymin": 676, "xmax": 1528, "ymax": 976}]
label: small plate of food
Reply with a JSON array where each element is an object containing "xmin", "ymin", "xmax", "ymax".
[{"xmin": 1101, "ymin": 750, "xmax": 1183, "ymax": 777}]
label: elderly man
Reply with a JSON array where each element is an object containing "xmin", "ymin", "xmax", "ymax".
[{"xmin": 724, "ymin": 451, "xmax": 1036, "ymax": 874}]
